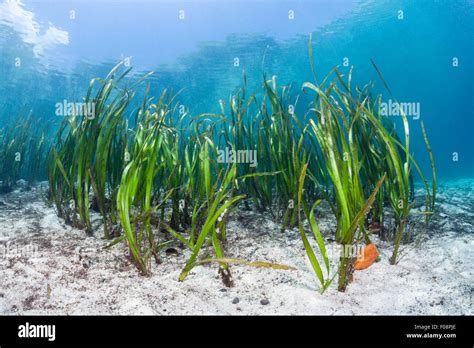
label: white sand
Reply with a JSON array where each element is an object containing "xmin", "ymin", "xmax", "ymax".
[{"xmin": 0, "ymin": 180, "xmax": 472, "ymax": 315}]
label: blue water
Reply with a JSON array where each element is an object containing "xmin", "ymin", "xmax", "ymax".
[{"xmin": 0, "ymin": 0, "xmax": 473, "ymax": 179}]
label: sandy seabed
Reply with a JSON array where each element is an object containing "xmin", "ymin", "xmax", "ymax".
[{"xmin": 0, "ymin": 180, "xmax": 472, "ymax": 315}]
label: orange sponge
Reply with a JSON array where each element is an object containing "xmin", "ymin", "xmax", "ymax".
[{"xmin": 354, "ymin": 244, "xmax": 380, "ymax": 270}]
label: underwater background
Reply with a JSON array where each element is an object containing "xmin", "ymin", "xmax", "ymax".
[
  {"xmin": 1, "ymin": 0, "xmax": 474, "ymax": 317},
  {"xmin": 0, "ymin": 0, "xmax": 473, "ymax": 180}
]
